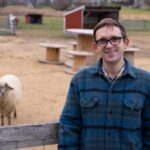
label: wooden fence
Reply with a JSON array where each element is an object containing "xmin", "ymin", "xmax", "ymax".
[{"xmin": 0, "ymin": 122, "xmax": 59, "ymax": 150}]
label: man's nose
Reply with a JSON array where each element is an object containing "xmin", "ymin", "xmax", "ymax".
[{"xmin": 105, "ymin": 41, "xmax": 113, "ymax": 48}]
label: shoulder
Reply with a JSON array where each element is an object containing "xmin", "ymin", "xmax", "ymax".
[
  {"xmin": 72, "ymin": 65, "xmax": 96, "ymax": 81},
  {"xmin": 132, "ymin": 65, "xmax": 150, "ymax": 80}
]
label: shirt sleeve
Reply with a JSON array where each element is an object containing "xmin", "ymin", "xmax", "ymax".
[
  {"xmin": 143, "ymin": 93, "xmax": 150, "ymax": 150},
  {"xmin": 58, "ymin": 77, "xmax": 82, "ymax": 150}
]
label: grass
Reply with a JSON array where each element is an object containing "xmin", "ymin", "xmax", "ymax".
[
  {"xmin": 0, "ymin": 15, "xmax": 66, "ymax": 38},
  {"xmin": 18, "ymin": 16, "xmax": 63, "ymax": 30},
  {"xmin": 17, "ymin": 16, "xmax": 66, "ymax": 39},
  {"xmin": 120, "ymin": 6, "xmax": 150, "ymax": 22},
  {"xmin": 121, "ymin": 6, "xmax": 150, "ymax": 15},
  {"xmin": 120, "ymin": 7, "xmax": 150, "ymax": 31}
]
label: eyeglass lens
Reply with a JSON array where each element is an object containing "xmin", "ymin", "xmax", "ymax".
[{"xmin": 96, "ymin": 36, "xmax": 122, "ymax": 47}]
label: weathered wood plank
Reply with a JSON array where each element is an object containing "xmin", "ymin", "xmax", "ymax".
[{"xmin": 0, "ymin": 122, "xmax": 59, "ymax": 150}]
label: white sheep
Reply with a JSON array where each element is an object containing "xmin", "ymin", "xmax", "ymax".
[{"xmin": 0, "ymin": 74, "xmax": 22, "ymax": 125}]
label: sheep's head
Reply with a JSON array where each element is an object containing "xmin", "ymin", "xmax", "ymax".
[{"xmin": 0, "ymin": 82, "xmax": 13, "ymax": 97}]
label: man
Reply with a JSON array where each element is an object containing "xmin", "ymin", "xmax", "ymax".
[{"xmin": 58, "ymin": 18, "xmax": 150, "ymax": 150}]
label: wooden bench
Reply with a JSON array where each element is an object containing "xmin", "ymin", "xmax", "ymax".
[
  {"xmin": 0, "ymin": 122, "xmax": 59, "ymax": 149},
  {"xmin": 65, "ymin": 50, "xmax": 94, "ymax": 74},
  {"xmin": 39, "ymin": 43, "xmax": 67, "ymax": 65},
  {"xmin": 124, "ymin": 47, "xmax": 140, "ymax": 64}
]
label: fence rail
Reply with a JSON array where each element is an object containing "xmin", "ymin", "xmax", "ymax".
[
  {"xmin": 121, "ymin": 20, "xmax": 150, "ymax": 31},
  {"xmin": 42, "ymin": 19, "xmax": 150, "ymax": 31},
  {"xmin": 0, "ymin": 122, "xmax": 59, "ymax": 150},
  {"xmin": 0, "ymin": 16, "xmax": 16, "ymax": 35},
  {"xmin": 1, "ymin": 16, "xmax": 150, "ymax": 33}
]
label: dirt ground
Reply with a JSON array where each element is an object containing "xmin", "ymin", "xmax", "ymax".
[
  {"xmin": 0, "ymin": 6, "xmax": 150, "ymax": 150},
  {"xmin": 0, "ymin": 33, "xmax": 74, "ymax": 150},
  {"xmin": 0, "ymin": 31, "xmax": 148, "ymax": 125},
  {"xmin": 0, "ymin": 30, "xmax": 150, "ymax": 150}
]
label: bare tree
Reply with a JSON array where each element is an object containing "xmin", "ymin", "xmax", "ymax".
[
  {"xmin": 30, "ymin": 0, "xmax": 38, "ymax": 8},
  {"xmin": 144, "ymin": 0, "xmax": 150, "ymax": 6},
  {"xmin": 0, "ymin": 0, "xmax": 7, "ymax": 7},
  {"xmin": 133, "ymin": 0, "xmax": 144, "ymax": 8}
]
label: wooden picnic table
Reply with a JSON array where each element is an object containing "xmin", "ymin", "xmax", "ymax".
[
  {"xmin": 67, "ymin": 29, "xmax": 94, "ymax": 52},
  {"xmin": 39, "ymin": 43, "xmax": 67, "ymax": 65},
  {"xmin": 124, "ymin": 47, "xmax": 140, "ymax": 64},
  {"xmin": 67, "ymin": 29, "xmax": 97, "ymax": 65}
]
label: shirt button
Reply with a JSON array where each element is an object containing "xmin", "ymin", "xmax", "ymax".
[
  {"xmin": 108, "ymin": 110, "xmax": 112, "ymax": 114},
  {"xmin": 87, "ymin": 103, "xmax": 91, "ymax": 106},
  {"xmin": 109, "ymin": 90, "xmax": 113, "ymax": 93},
  {"xmin": 107, "ymin": 132, "xmax": 111, "ymax": 136}
]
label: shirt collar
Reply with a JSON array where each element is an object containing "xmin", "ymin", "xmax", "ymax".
[
  {"xmin": 123, "ymin": 59, "xmax": 136, "ymax": 78},
  {"xmin": 88, "ymin": 58, "xmax": 137, "ymax": 78},
  {"xmin": 102, "ymin": 62, "xmax": 125, "ymax": 80}
]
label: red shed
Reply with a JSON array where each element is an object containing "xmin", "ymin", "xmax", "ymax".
[
  {"xmin": 25, "ymin": 13, "xmax": 43, "ymax": 24},
  {"xmin": 64, "ymin": 5, "xmax": 121, "ymax": 33},
  {"xmin": 63, "ymin": 6, "xmax": 85, "ymax": 32}
]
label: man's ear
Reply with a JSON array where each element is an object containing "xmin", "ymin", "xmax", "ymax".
[
  {"xmin": 124, "ymin": 38, "xmax": 129, "ymax": 49},
  {"xmin": 92, "ymin": 42, "xmax": 99, "ymax": 53}
]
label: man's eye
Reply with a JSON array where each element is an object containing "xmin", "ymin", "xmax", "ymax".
[
  {"xmin": 111, "ymin": 37, "xmax": 120, "ymax": 42},
  {"xmin": 99, "ymin": 39, "xmax": 107, "ymax": 43}
]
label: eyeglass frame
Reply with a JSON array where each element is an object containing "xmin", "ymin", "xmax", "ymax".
[{"xmin": 95, "ymin": 36, "xmax": 125, "ymax": 47}]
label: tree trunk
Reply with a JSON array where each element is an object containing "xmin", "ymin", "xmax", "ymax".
[
  {"xmin": 134, "ymin": 0, "xmax": 145, "ymax": 8},
  {"xmin": 0, "ymin": 0, "xmax": 7, "ymax": 7}
]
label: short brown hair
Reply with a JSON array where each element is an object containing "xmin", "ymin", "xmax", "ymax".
[{"xmin": 93, "ymin": 18, "xmax": 127, "ymax": 41}]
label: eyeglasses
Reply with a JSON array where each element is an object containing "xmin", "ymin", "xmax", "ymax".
[{"xmin": 96, "ymin": 36, "xmax": 124, "ymax": 47}]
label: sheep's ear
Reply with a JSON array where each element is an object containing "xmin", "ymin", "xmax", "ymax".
[{"xmin": 5, "ymin": 83, "xmax": 13, "ymax": 90}]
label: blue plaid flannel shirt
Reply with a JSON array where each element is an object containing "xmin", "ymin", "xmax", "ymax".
[{"xmin": 58, "ymin": 59, "xmax": 150, "ymax": 150}]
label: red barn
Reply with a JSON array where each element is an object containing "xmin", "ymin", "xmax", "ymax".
[
  {"xmin": 63, "ymin": 6, "xmax": 85, "ymax": 32},
  {"xmin": 64, "ymin": 5, "xmax": 121, "ymax": 32}
]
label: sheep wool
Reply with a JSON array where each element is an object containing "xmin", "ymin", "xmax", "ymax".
[{"xmin": 0, "ymin": 74, "xmax": 22, "ymax": 125}]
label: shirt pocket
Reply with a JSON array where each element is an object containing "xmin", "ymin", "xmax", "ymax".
[
  {"xmin": 80, "ymin": 97, "xmax": 99, "ymax": 108},
  {"xmin": 124, "ymin": 95, "xmax": 144, "ymax": 111},
  {"xmin": 80, "ymin": 97, "xmax": 101, "ymax": 124},
  {"xmin": 123, "ymin": 94, "xmax": 144, "ymax": 128}
]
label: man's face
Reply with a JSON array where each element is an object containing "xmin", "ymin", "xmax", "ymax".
[{"xmin": 94, "ymin": 26, "xmax": 129, "ymax": 65}]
